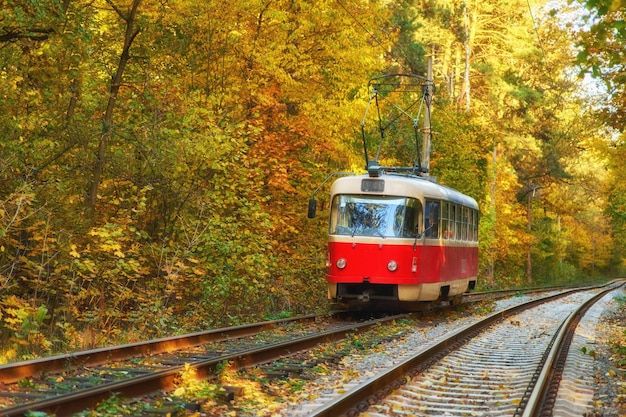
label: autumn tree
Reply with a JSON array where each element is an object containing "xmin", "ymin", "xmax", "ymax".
[
  {"xmin": 0, "ymin": 0, "xmax": 393, "ymax": 356},
  {"xmin": 0, "ymin": 0, "xmax": 623, "ymax": 360},
  {"xmin": 87, "ymin": 0, "xmax": 142, "ymax": 212},
  {"xmin": 576, "ymin": 0, "xmax": 626, "ymax": 129},
  {"xmin": 576, "ymin": 0, "xmax": 626, "ymax": 273}
]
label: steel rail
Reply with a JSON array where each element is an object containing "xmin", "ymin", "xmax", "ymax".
[
  {"xmin": 1, "ymin": 313, "xmax": 410, "ymax": 416},
  {"xmin": 306, "ymin": 283, "xmax": 622, "ymax": 417},
  {"xmin": 0, "ymin": 313, "xmax": 331, "ymax": 384},
  {"xmin": 521, "ymin": 283, "xmax": 624, "ymax": 417}
]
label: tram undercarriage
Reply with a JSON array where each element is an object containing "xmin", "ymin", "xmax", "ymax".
[{"xmin": 329, "ymin": 279, "xmax": 476, "ymax": 311}]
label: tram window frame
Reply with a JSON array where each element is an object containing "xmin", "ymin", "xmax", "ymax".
[{"xmin": 424, "ymin": 200, "xmax": 440, "ymax": 239}]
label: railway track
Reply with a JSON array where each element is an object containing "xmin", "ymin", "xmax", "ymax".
[
  {"xmin": 0, "ymin": 283, "xmax": 617, "ymax": 416},
  {"xmin": 0, "ymin": 311, "xmax": 415, "ymax": 416},
  {"xmin": 296, "ymin": 281, "xmax": 624, "ymax": 417}
]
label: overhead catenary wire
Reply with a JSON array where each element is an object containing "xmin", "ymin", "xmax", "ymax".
[
  {"xmin": 526, "ymin": 0, "xmax": 550, "ymax": 73},
  {"xmin": 335, "ymin": 0, "xmax": 387, "ymax": 55},
  {"xmin": 360, "ymin": 74, "xmax": 432, "ymax": 173}
]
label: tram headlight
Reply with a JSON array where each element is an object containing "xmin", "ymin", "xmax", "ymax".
[
  {"xmin": 336, "ymin": 258, "xmax": 347, "ymax": 269},
  {"xmin": 387, "ymin": 260, "xmax": 398, "ymax": 272}
]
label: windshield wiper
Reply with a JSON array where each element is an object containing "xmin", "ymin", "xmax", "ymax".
[{"xmin": 413, "ymin": 229, "xmax": 423, "ymax": 250}]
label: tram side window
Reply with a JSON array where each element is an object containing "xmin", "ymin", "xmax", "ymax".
[
  {"xmin": 450, "ymin": 204, "xmax": 457, "ymax": 239},
  {"xmin": 328, "ymin": 195, "xmax": 344, "ymax": 234},
  {"xmin": 424, "ymin": 200, "xmax": 440, "ymax": 238},
  {"xmin": 462, "ymin": 207, "xmax": 469, "ymax": 240},
  {"xmin": 449, "ymin": 203, "xmax": 457, "ymax": 239},
  {"xmin": 473, "ymin": 210, "xmax": 479, "ymax": 241},
  {"xmin": 456, "ymin": 204, "xmax": 463, "ymax": 240},
  {"xmin": 459, "ymin": 206, "xmax": 464, "ymax": 240},
  {"xmin": 401, "ymin": 198, "xmax": 423, "ymax": 238},
  {"xmin": 441, "ymin": 202, "xmax": 449, "ymax": 239},
  {"xmin": 468, "ymin": 209, "xmax": 473, "ymax": 241},
  {"xmin": 447, "ymin": 204, "xmax": 457, "ymax": 239}
]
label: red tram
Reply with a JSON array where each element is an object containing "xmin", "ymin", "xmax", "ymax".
[
  {"xmin": 324, "ymin": 171, "xmax": 478, "ymax": 309},
  {"xmin": 308, "ymin": 72, "xmax": 479, "ymax": 309}
]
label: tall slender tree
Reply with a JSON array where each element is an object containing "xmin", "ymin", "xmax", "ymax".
[{"xmin": 87, "ymin": 0, "xmax": 143, "ymax": 212}]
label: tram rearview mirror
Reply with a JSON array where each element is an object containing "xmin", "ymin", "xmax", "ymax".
[{"xmin": 307, "ymin": 199, "xmax": 317, "ymax": 219}]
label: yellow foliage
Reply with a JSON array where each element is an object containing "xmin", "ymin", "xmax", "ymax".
[{"xmin": 69, "ymin": 244, "xmax": 81, "ymax": 258}]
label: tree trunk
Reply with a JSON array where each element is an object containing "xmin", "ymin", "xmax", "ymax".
[
  {"xmin": 459, "ymin": 0, "xmax": 472, "ymax": 112},
  {"xmin": 87, "ymin": 0, "xmax": 142, "ymax": 211},
  {"xmin": 526, "ymin": 192, "xmax": 533, "ymax": 284},
  {"xmin": 485, "ymin": 145, "xmax": 497, "ymax": 286}
]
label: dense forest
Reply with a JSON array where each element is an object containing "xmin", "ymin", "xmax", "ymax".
[{"xmin": 1, "ymin": 0, "xmax": 624, "ymax": 361}]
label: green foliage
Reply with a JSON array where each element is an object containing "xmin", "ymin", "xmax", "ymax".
[
  {"xmin": 430, "ymin": 108, "xmax": 489, "ymax": 198},
  {"xmin": 0, "ymin": 0, "xmax": 623, "ymax": 360},
  {"xmin": 576, "ymin": 0, "xmax": 626, "ymax": 128},
  {"xmin": 25, "ymin": 412, "xmax": 49, "ymax": 417},
  {"xmin": 72, "ymin": 392, "xmax": 160, "ymax": 416},
  {"xmin": 0, "ymin": 296, "xmax": 51, "ymax": 359},
  {"xmin": 605, "ymin": 142, "xmax": 626, "ymax": 273},
  {"xmin": 387, "ymin": 1, "xmax": 427, "ymax": 75}
]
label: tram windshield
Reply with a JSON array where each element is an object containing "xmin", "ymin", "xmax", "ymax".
[{"xmin": 329, "ymin": 195, "xmax": 422, "ymax": 238}]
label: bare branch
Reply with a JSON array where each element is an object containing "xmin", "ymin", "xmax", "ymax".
[{"xmin": 0, "ymin": 28, "xmax": 54, "ymax": 43}]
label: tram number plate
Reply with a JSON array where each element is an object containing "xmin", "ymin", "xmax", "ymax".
[{"xmin": 361, "ymin": 179, "xmax": 385, "ymax": 192}]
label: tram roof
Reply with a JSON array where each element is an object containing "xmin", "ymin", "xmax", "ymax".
[{"xmin": 330, "ymin": 173, "xmax": 479, "ymax": 210}]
